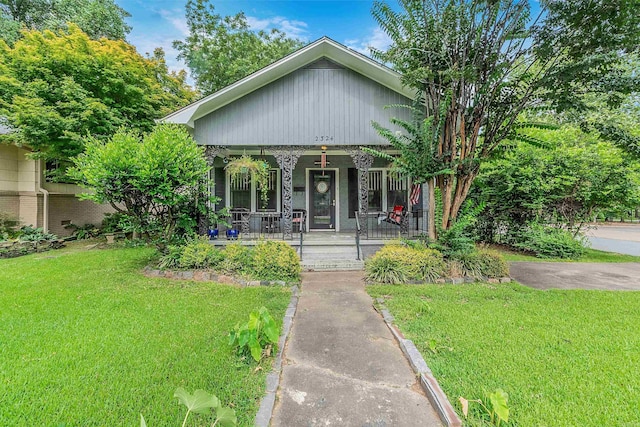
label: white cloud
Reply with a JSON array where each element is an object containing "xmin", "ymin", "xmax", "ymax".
[
  {"xmin": 345, "ymin": 27, "xmax": 392, "ymax": 56},
  {"xmin": 246, "ymin": 15, "xmax": 309, "ymax": 40},
  {"xmin": 159, "ymin": 9, "xmax": 190, "ymax": 37}
]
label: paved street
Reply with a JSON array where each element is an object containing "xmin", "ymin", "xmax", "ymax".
[{"xmin": 586, "ymin": 224, "xmax": 640, "ymax": 256}]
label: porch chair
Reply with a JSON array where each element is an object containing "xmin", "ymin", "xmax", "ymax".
[
  {"xmin": 292, "ymin": 209, "xmax": 307, "ymax": 233},
  {"xmin": 382, "ymin": 205, "xmax": 408, "ymax": 226}
]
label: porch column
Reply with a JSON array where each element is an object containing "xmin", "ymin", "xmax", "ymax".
[
  {"xmin": 199, "ymin": 145, "xmax": 224, "ymax": 235},
  {"xmin": 271, "ymin": 146, "xmax": 305, "ymax": 239},
  {"xmin": 347, "ymin": 148, "xmax": 374, "ymax": 238}
]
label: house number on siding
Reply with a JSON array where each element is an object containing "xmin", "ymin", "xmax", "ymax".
[{"xmin": 315, "ymin": 136, "xmax": 334, "ymax": 142}]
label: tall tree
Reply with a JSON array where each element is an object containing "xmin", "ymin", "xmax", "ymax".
[
  {"xmin": 174, "ymin": 0, "xmax": 304, "ymax": 95},
  {"xmin": 0, "ymin": 24, "xmax": 197, "ymax": 166},
  {"xmin": 371, "ymin": 0, "xmax": 640, "ymax": 236},
  {"xmin": 0, "ymin": 0, "xmax": 131, "ymax": 42}
]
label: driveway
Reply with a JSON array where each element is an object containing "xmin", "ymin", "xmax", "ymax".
[
  {"xmin": 586, "ymin": 223, "xmax": 640, "ymax": 256},
  {"xmin": 510, "ymin": 262, "xmax": 640, "ymax": 290}
]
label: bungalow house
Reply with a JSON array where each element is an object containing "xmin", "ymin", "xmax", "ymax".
[
  {"xmin": 163, "ymin": 37, "xmax": 429, "ymax": 239},
  {"xmin": 0, "ymin": 124, "xmax": 113, "ymax": 237}
]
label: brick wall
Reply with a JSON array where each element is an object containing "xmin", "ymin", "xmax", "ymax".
[
  {"xmin": 0, "ymin": 194, "xmax": 20, "ymax": 217},
  {"xmin": 48, "ymin": 195, "xmax": 115, "ymax": 236}
]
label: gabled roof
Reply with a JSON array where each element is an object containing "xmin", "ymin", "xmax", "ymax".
[{"xmin": 161, "ymin": 37, "xmax": 414, "ymax": 128}]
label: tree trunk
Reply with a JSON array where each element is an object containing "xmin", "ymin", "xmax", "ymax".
[{"xmin": 428, "ymin": 178, "xmax": 436, "ymax": 240}]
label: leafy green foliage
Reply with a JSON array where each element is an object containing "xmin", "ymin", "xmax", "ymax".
[
  {"xmin": 456, "ymin": 249, "xmax": 510, "ymax": 279},
  {"xmin": 251, "ymin": 240, "xmax": 301, "ymax": 281},
  {"xmin": 220, "ymin": 243, "xmax": 252, "ymax": 274},
  {"xmin": 156, "ymin": 240, "xmax": 299, "ymax": 282},
  {"xmin": 70, "ymin": 124, "xmax": 214, "ymax": 244},
  {"xmin": 371, "ymin": 0, "xmax": 639, "ymax": 230},
  {"xmin": 229, "ymin": 307, "xmax": 280, "ymax": 362},
  {"xmin": 367, "ymin": 241, "xmax": 509, "ymax": 283},
  {"xmin": 63, "ymin": 223, "xmax": 100, "ymax": 240},
  {"xmin": 514, "ymin": 224, "xmax": 586, "ymax": 260},
  {"xmin": 0, "ymin": 0, "xmax": 132, "ymax": 42},
  {"xmin": 0, "ymin": 211, "xmax": 19, "ymax": 241},
  {"xmin": 460, "ymin": 389, "xmax": 510, "ymax": 426},
  {"xmin": 173, "ymin": 0, "xmax": 303, "ymax": 95},
  {"xmin": 472, "ymin": 126, "xmax": 640, "ymax": 245},
  {"xmin": 0, "ymin": 25, "xmax": 196, "ymax": 163},
  {"xmin": 178, "ymin": 238, "xmax": 224, "ymax": 269},
  {"xmin": 225, "ymin": 155, "xmax": 270, "ymax": 208},
  {"xmin": 169, "ymin": 388, "xmax": 237, "ymax": 427},
  {"xmin": 100, "ymin": 212, "xmax": 133, "ymax": 234},
  {"xmin": 17, "ymin": 225, "xmax": 57, "ymax": 242},
  {"xmin": 366, "ymin": 243, "xmax": 447, "ymax": 284}
]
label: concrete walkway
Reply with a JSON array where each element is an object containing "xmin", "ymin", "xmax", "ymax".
[{"xmin": 271, "ymin": 271, "xmax": 442, "ymax": 426}]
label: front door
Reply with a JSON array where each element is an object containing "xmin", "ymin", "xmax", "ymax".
[{"xmin": 309, "ymin": 170, "xmax": 336, "ymax": 230}]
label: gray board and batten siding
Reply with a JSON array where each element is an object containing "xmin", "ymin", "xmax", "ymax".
[{"xmin": 194, "ymin": 58, "xmax": 414, "ymax": 147}]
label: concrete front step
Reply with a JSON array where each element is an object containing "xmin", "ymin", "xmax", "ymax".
[{"xmin": 300, "ymin": 259, "xmax": 365, "ymax": 271}]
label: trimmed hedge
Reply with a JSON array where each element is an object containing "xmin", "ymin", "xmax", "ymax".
[
  {"xmin": 157, "ymin": 238, "xmax": 300, "ymax": 282},
  {"xmin": 365, "ymin": 242, "xmax": 509, "ymax": 284}
]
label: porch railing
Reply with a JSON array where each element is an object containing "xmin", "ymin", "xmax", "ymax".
[
  {"xmin": 213, "ymin": 209, "xmax": 306, "ymax": 241},
  {"xmin": 356, "ymin": 210, "xmax": 425, "ymax": 240}
]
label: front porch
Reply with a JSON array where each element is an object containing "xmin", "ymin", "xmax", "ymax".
[{"xmin": 204, "ymin": 146, "xmax": 430, "ymax": 241}]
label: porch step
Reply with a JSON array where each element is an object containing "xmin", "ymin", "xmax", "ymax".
[
  {"xmin": 300, "ymin": 259, "xmax": 365, "ymax": 271},
  {"xmin": 298, "ymin": 245, "xmax": 365, "ymax": 271}
]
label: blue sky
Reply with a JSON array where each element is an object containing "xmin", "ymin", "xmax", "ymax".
[{"xmin": 117, "ymin": 0, "xmax": 392, "ymax": 79}]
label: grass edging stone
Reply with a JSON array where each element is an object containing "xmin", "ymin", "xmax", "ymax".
[
  {"xmin": 254, "ymin": 285, "xmax": 300, "ymax": 427},
  {"xmin": 374, "ymin": 298, "xmax": 462, "ymax": 427},
  {"xmin": 143, "ymin": 266, "xmax": 297, "ymax": 287}
]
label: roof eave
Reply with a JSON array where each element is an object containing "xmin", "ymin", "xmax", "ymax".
[{"xmin": 160, "ymin": 37, "xmax": 416, "ymax": 127}]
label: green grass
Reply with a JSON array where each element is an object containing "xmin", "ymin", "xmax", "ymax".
[
  {"xmin": 368, "ymin": 283, "xmax": 640, "ymax": 426},
  {"xmin": 0, "ymin": 245, "xmax": 290, "ymax": 426},
  {"xmin": 497, "ymin": 246, "xmax": 640, "ymax": 263}
]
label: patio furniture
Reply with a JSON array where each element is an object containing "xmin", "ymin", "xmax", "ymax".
[{"xmin": 293, "ymin": 209, "xmax": 307, "ymax": 233}]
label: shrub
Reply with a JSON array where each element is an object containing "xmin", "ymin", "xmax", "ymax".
[
  {"xmin": 157, "ymin": 245, "xmax": 184, "ymax": 270},
  {"xmin": 252, "ymin": 241, "xmax": 300, "ymax": 281},
  {"xmin": 514, "ymin": 223, "xmax": 586, "ymax": 259},
  {"xmin": 178, "ymin": 238, "xmax": 224, "ymax": 269},
  {"xmin": 455, "ymin": 249, "xmax": 509, "ymax": 279},
  {"xmin": 365, "ymin": 243, "xmax": 446, "ymax": 284},
  {"xmin": 0, "ymin": 211, "xmax": 20, "ymax": 241},
  {"xmin": 221, "ymin": 243, "xmax": 253, "ymax": 274},
  {"xmin": 365, "ymin": 253, "xmax": 410, "ymax": 284},
  {"xmin": 18, "ymin": 226, "xmax": 58, "ymax": 242}
]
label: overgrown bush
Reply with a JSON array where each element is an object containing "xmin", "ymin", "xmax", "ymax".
[
  {"xmin": 179, "ymin": 238, "xmax": 225, "ymax": 269},
  {"xmin": 252, "ymin": 241, "xmax": 300, "ymax": 281},
  {"xmin": 456, "ymin": 248, "xmax": 510, "ymax": 279},
  {"xmin": 514, "ymin": 224, "xmax": 586, "ymax": 259},
  {"xmin": 366, "ymin": 243, "xmax": 446, "ymax": 284}
]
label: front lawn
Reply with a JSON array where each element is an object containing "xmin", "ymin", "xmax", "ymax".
[
  {"xmin": 368, "ymin": 283, "xmax": 640, "ymax": 426},
  {"xmin": 0, "ymin": 246, "xmax": 290, "ymax": 426}
]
